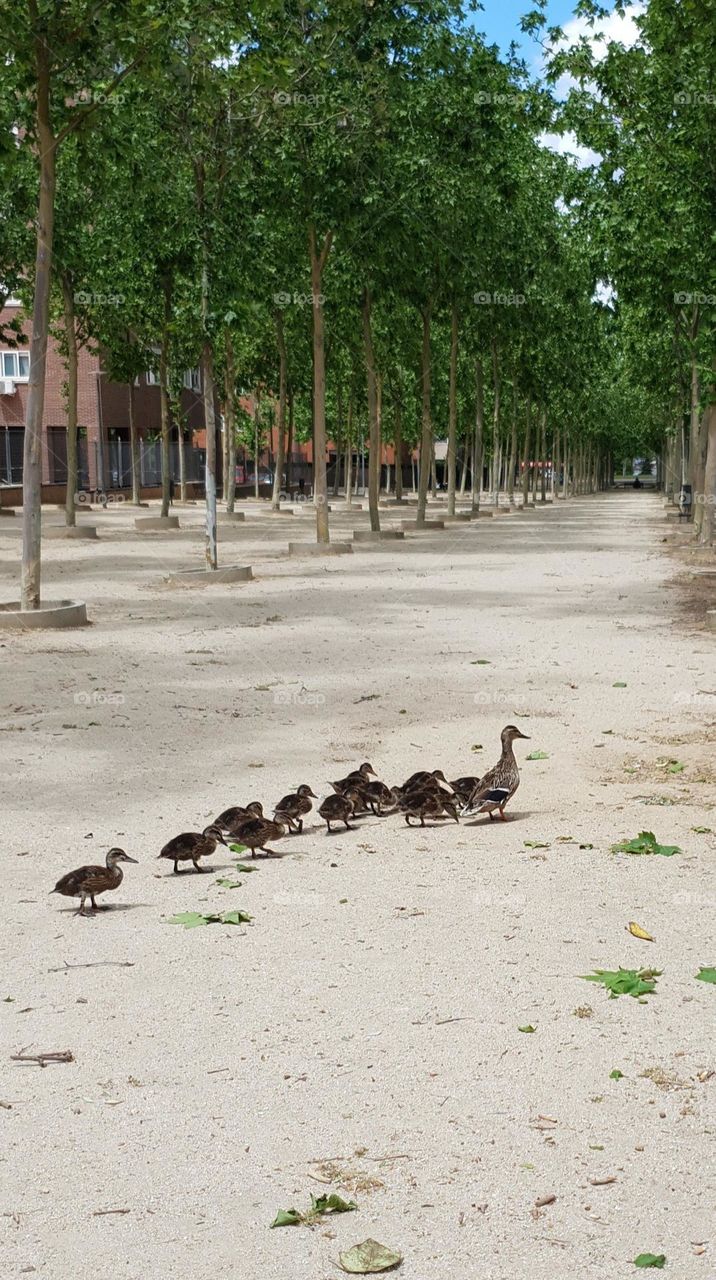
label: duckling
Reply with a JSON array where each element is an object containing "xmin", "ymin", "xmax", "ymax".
[
  {"xmin": 330, "ymin": 762, "xmax": 377, "ymax": 793},
  {"xmin": 360, "ymin": 780, "xmax": 399, "ymax": 814},
  {"xmin": 273, "ymin": 784, "xmax": 317, "ymax": 833},
  {"xmin": 215, "ymin": 801, "xmax": 263, "ymax": 833},
  {"xmin": 398, "ymin": 768, "xmax": 452, "ymax": 795},
  {"xmin": 236, "ymin": 815, "xmax": 288, "ymax": 858},
  {"xmin": 462, "ymin": 724, "xmax": 530, "ymax": 820},
  {"xmin": 318, "ymin": 787, "xmax": 363, "ymax": 833},
  {"xmin": 51, "ymin": 848, "xmax": 138, "ymax": 916},
  {"xmin": 449, "ymin": 776, "xmax": 481, "ymax": 806},
  {"xmin": 224, "ymin": 802, "xmax": 264, "ymax": 838},
  {"xmin": 400, "ymin": 788, "xmax": 460, "ymax": 827},
  {"xmin": 158, "ymin": 824, "xmax": 227, "ymax": 874}
]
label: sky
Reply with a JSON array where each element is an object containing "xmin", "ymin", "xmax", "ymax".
[{"xmin": 469, "ymin": 0, "xmax": 579, "ymax": 60}]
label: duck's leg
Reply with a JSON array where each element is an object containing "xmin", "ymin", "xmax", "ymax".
[
  {"xmin": 325, "ymin": 820, "xmax": 332, "ymax": 834},
  {"xmin": 343, "ymin": 819, "xmax": 355, "ymax": 830},
  {"xmin": 90, "ymin": 894, "xmax": 99, "ymax": 910},
  {"xmin": 260, "ymin": 845, "xmax": 277, "ymax": 856},
  {"xmin": 498, "ymin": 806, "xmax": 509, "ymax": 821},
  {"xmin": 76, "ymin": 894, "xmax": 89, "ymax": 917},
  {"xmin": 173, "ymin": 860, "xmax": 179, "ymax": 873},
  {"xmin": 297, "ymin": 818, "xmax": 303, "ymax": 833}
]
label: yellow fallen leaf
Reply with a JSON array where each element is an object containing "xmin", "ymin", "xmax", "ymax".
[{"xmin": 627, "ymin": 921, "xmax": 654, "ymax": 942}]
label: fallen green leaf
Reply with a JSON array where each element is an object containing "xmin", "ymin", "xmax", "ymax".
[
  {"xmin": 612, "ymin": 681, "xmax": 627, "ymax": 688},
  {"xmin": 228, "ymin": 843, "xmax": 248, "ymax": 854},
  {"xmin": 691, "ymin": 826, "xmax": 711, "ymax": 834},
  {"xmin": 339, "ymin": 1239, "xmax": 402, "ymax": 1274},
  {"xmin": 271, "ymin": 1208, "xmax": 302, "ymax": 1228},
  {"xmin": 633, "ymin": 1254, "xmax": 666, "ymax": 1269},
  {"xmin": 271, "ymin": 1192, "xmax": 356, "ymax": 1228},
  {"xmin": 695, "ymin": 966, "xmax": 716, "ymax": 985},
  {"xmin": 518, "ymin": 1024, "xmax": 536, "ymax": 1033},
  {"xmin": 581, "ymin": 968, "xmax": 661, "ymax": 999},
  {"xmin": 611, "ymin": 831, "xmax": 681, "ymax": 857},
  {"xmin": 234, "ymin": 862, "xmax": 257, "ymax": 872},
  {"xmin": 524, "ymin": 840, "xmax": 550, "ymax": 848},
  {"xmin": 168, "ymin": 909, "xmax": 252, "ymax": 929},
  {"xmin": 609, "ymin": 1069, "xmax": 624, "ymax": 1079},
  {"xmin": 526, "ymin": 750, "xmax": 549, "ymax": 760},
  {"xmin": 339, "ymin": 898, "xmax": 348, "ymax": 904},
  {"xmin": 471, "ymin": 659, "xmax": 491, "ymax": 665},
  {"xmin": 215, "ymin": 878, "xmax": 242, "ymax": 889},
  {"xmin": 588, "ymin": 1144, "xmax": 604, "ymax": 1151}
]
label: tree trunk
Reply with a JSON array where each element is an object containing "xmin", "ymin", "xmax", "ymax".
[
  {"xmin": 394, "ymin": 391, "xmax": 403, "ymax": 500},
  {"xmin": 159, "ymin": 277, "xmax": 172, "ymax": 518},
  {"xmin": 490, "ymin": 339, "xmax": 500, "ymax": 506},
  {"xmin": 507, "ymin": 382, "xmax": 517, "ymax": 504},
  {"xmin": 344, "ymin": 389, "xmax": 353, "ymax": 506},
  {"xmin": 285, "ymin": 387, "xmax": 294, "ymax": 495},
  {"xmin": 21, "ymin": 35, "xmax": 56, "ymax": 609},
  {"xmin": 416, "ymin": 303, "xmax": 432, "ymax": 526},
  {"xmin": 254, "ymin": 390, "xmax": 260, "ymax": 499},
  {"xmin": 699, "ymin": 397, "xmax": 716, "ymax": 545},
  {"xmin": 128, "ymin": 378, "xmax": 141, "ymax": 504},
  {"xmin": 362, "ymin": 287, "xmax": 381, "ymax": 533},
  {"xmin": 472, "ymin": 356, "xmax": 484, "ymax": 512},
  {"xmin": 177, "ymin": 411, "xmax": 187, "ymax": 503},
  {"xmin": 224, "ymin": 331, "xmax": 237, "ymax": 513},
  {"xmin": 521, "ymin": 400, "xmax": 532, "ymax": 507},
  {"xmin": 540, "ymin": 412, "xmax": 547, "ymax": 502},
  {"xmin": 309, "ymin": 224, "xmax": 332, "ymax": 543},
  {"xmin": 447, "ymin": 299, "xmax": 458, "ymax": 516},
  {"xmin": 61, "ymin": 275, "xmax": 78, "ymax": 527},
  {"xmin": 553, "ymin": 428, "xmax": 560, "ymax": 501},
  {"xmin": 271, "ymin": 310, "xmax": 288, "ymax": 511}
]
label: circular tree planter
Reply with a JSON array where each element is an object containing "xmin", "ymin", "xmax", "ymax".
[
  {"xmin": 288, "ymin": 542, "xmax": 353, "ymax": 557},
  {"xmin": 135, "ymin": 515, "xmax": 180, "ymax": 531},
  {"xmin": 45, "ymin": 525, "xmax": 98, "ymax": 540},
  {"xmin": 0, "ymin": 599, "xmax": 88, "ymax": 630},
  {"xmin": 353, "ymin": 529, "xmax": 405, "ymax": 542},
  {"xmin": 400, "ymin": 519, "xmax": 445, "ymax": 531},
  {"xmin": 166, "ymin": 565, "xmax": 253, "ymax": 586}
]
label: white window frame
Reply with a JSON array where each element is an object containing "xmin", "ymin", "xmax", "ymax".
[
  {"xmin": 183, "ymin": 368, "xmax": 201, "ymax": 392},
  {"xmin": 1, "ymin": 350, "xmax": 30, "ymax": 381}
]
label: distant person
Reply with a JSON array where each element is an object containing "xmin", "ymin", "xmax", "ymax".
[
  {"xmin": 169, "ymin": 477, "xmax": 175, "ymax": 504},
  {"xmin": 633, "ymin": 477, "xmax": 642, "ymax": 489}
]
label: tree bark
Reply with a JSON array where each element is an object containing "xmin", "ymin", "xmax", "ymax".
[
  {"xmin": 447, "ymin": 299, "xmax": 458, "ymax": 516},
  {"xmin": 540, "ymin": 412, "xmax": 547, "ymax": 502},
  {"xmin": 271, "ymin": 310, "xmax": 288, "ymax": 511},
  {"xmin": 506, "ymin": 381, "xmax": 517, "ymax": 504},
  {"xmin": 362, "ymin": 287, "xmax": 381, "ymax": 533},
  {"xmin": 159, "ymin": 277, "xmax": 172, "ymax": 518},
  {"xmin": 394, "ymin": 388, "xmax": 403, "ymax": 500},
  {"xmin": 309, "ymin": 224, "xmax": 332, "ymax": 543},
  {"xmin": 490, "ymin": 338, "xmax": 500, "ymax": 506},
  {"xmin": 344, "ymin": 389, "xmax": 353, "ymax": 506},
  {"xmin": 176, "ymin": 407, "xmax": 187, "ymax": 503},
  {"xmin": 61, "ymin": 275, "xmax": 78, "ymax": 527},
  {"xmin": 416, "ymin": 302, "xmax": 432, "ymax": 526},
  {"xmin": 21, "ymin": 28, "xmax": 56, "ymax": 609},
  {"xmin": 521, "ymin": 400, "xmax": 532, "ymax": 507},
  {"xmin": 202, "ymin": 338, "xmax": 218, "ymax": 568},
  {"xmin": 472, "ymin": 356, "xmax": 484, "ymax": 512},
  {"xmin": 285, "ymin": 387, "xmax": 294, "ymax": 495},
  {"xmin": 224, "ymin": 331, "xmax": 237, "ymax": 513},
  {"xmin": 128, "ymin": 377, "xmax": 141, "ymax": 504},
  {"xmin": 254, "ymin": 389, "xmax": 260, "ymax": 499}
]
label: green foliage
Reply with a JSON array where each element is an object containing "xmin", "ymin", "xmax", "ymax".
[
  {"xmin": 270, "ymin": 1192, "xmax": 357, "ymax": 1228},
  {"xmin": 169, "ymin": 910, "xmax": 252, "ymax": 928},
  {"xmin": 581, "ymin": 968, "xmax": 661, "ymax": 999},
  {"xmin": 611, "ymin": 832, "xmax": 681, "ymax": 857}
]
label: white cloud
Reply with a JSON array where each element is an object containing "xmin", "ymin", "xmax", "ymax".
[{"xmin": 538, "ymin": 130, "xmax": 601, "ymax": 168}]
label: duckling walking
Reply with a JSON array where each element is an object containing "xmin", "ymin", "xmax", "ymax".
[
  {"xmin": 214, "ymin": 801, "xmax": 263, "ymax": 834},
  {"xmin": 400, "ymin": 789, "xmax": 459, "ymax": 826},
  {"xmin": 236, "ymin": 815, "xmax": 288, "ymax": 857},
  {"xmin": 330, "ymin": 763, "xmax": 377, "ymax": 793},
  {"xmin": 158, "ymin": 824, "xmax": 227, "ymax": 874},
  {"xmin": 274, "ymin": 784, "xmax": 317, "ymax": 833},
  {"xmin": 462, "ymin": 725, "xmax": 529, "ymax": 820},
  {"xmin": 51, "ymin": 848, "xmax": 138, "ymax": 916},
  {"xmin": 318, "ymin": 787, "xmax": 363, "ymax": 833}
]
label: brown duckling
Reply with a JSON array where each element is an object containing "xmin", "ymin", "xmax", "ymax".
[
  {"xmin": 235, "ymin": 815, "xmax": 288, "ymax": 858},
  {"xmin": 215, "ymin": 801, "xmax": 263, "ymax": 833},
  {"xmin": 158, "ymin": 824, "xmax": 227, "ymax": 874},
  {"xmin": 462, "ymin": 724, "xmax": 530, "ymax": 820},
  {"xmin": 449, "ymin": 776, "xmax": 481, "ymax": 806},
  {"xmin": 399, "ymin": 788, "xmax": 460, "ymax": 827},
  {"xmin": 360, "ymin": 780, "xmax": 399, "ymax": 814},
  {"xmin": 400, "ymin": 768, "xmax": 452, "ymax": 794},
  {"xmin": 330, "ymin": 762, "xmax": 377, "ymax": 793},
  {"xmin": 274, "ymin": 784, "xmax": 317, "ymax": 833},
  {"xmin": 52, "ymin": 848, "xmax": 138, "ymax": 916},
  {"xmin": 224, "ymin": 802, "xmax": 264, "ymax": 838},
  {"xmin": 318, "ymin": 787, "xmax": 363, "ymax": 833}
]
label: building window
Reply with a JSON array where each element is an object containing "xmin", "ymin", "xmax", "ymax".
[
  {"xmin": 146, "ymin": 370, "xmax": 161, "ymax": 386},
  {"xmin": 1, "ymin": 350, "xmax": 30, "ymax": 381},
  {"xmin": 183, "ymin": 368, "xmax": 201, "ymax": 392}
]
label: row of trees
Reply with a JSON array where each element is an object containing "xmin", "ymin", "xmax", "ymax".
[{"xmin": 2, "ymin": 0, "xmax": 711, "ymax": 608}]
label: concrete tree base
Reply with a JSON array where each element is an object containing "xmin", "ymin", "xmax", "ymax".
[
  {"xmin": 45, "ymin": 525, "xmax": 98, "ymax": 540},
  {"xmin": 443, "ymin": 513, "xmax": 472, "ymax": 523},
  {"xmin": 135, "ymin": 516, "xmax": 180, "ymax": 531},
  {"xmin": 707, "ymin": 610, "xmax": 716, "ymax": 632},
  {"xmin": 0, "ymin": 599, "xmax": 88, "ymax": 629},
  {"xmin": 288, "ymin": 542, "xmax": 353, "ymax": 557},
  {"xmin": 221, "ymin": 511, "xmax": 246, "ymax": 522},
  {"xmin": 401, "ymin": 519, "xmax": 445, "ymax": 531},
  {"xmin": 474, "ymin": 511, "xmax": 494, "ymax": 518},
  {"xmin": 0, "ymin": 508, "xmax": 16, "ymax": 517},
  {"xmin": 166, "ymin": 565, "xmax": 253, "ymax": 586},
  {"xmin": 353, "ymin": 529, "xmax": 405, "ymax": 542}
]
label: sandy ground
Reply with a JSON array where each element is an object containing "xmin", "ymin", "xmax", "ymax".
[{"xmin": 1, "ymin": 491, "xmax": 715, "ymax": 1279}]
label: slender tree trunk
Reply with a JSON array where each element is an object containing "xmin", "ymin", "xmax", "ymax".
[
  {"xmin": 521, "ymin": 400, "xmax": 532, "ymax": 507},
  {"xmin": 333, "ymin": 378, "xmax": 342, "ymax": 497},
  {"xmin": 224, "ymin": 331, "xmax": 237, "ymax": 513},
  {"xmin": 540, "ymin": 413, "xmax": 547, "ymax": 502},
  {"xmin": 394, "ymin": 391, "xmax": 403, "ymax": 500},
  {"xmin": 177, "ymin": 410, "xmax": 187, "ymax": 503},
  {"xmin": 430, "ymin": 440, "xmax": 438, "ymax": 498},
  {"xmin": 201, "ymin": 338, "xmax": 218, "ymax": 567},
  {"xmin": 699, "ymin": 395, "xmax": 716, "ymax": 545},
  {"xmin": 285, "ymin": 388, "xmax": 294, "ymax": 495},
  {"xmin": 362, "ymin": 287, "xmax": 381, "ymax": 533},
  {"xmin": 562, "ymin": 435, "xmax": 569, "ymax": 499},
  {"xmin": 459, "ymin": 445, "xmax": 468, "ymax": 494},
  {"xmin": 21, "ymin": 33, "xmax": 56, "ymax": 609},
  {"xmin": 416, "ymin": 302, "xmax": 432, "ymax": 526},
  {"xmin": 309, "ymin": 224, "xmax": 332, "ymax": 543},
  {"xmin": 507, "ymin": 382, "xmax": 517, "ymax": 504},
  {"xmin": 344, "ymin": 390, "xmax": 353, "ymax": 506},
  {"xmin": 254, "ymin": 390, "xmax": 260, "ymax": 499},
  {"xmin": 447, "ymin": 299, "xmax": 458, "ymax": 516},
  {"xmin": 159, "ymin": 279, "xmax": 172, "ymax": 518},
  {"xmin": 472, "ymin": 356, "xmax": 484, "ymax": 512},
  {"xmin": 490, "ymin": 339, "xmax": 500, "ymax": 506},
  {"xmin": 553, "ymin": 428, "xmax": 560, "ymax": 501},
  {"xmin": 61, "ymin": 276, "xmax": 78, "ymax": 528},
  {"xmin": 128, "ymin": 378, "xmax": 141, "ymax": 504},
  {"xmin": 271, "ymin": 310, "xmax": 288, "ymax": 511}
]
